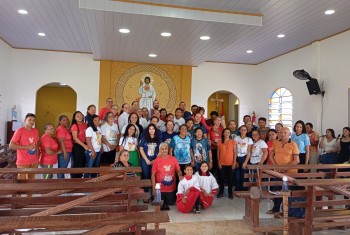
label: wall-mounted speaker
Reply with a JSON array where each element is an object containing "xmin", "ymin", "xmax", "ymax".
[{"xmin": 306, "ymin": 78, "xmax": 321, "ymax": 95}]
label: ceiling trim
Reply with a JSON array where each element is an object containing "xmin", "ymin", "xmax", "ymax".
[
  {"xmin": 205, "ymin": 61, "xmax": 258, "ymax": 66},
  {"xmin": 0, "ymin": 37, "xmax": 92, "ymax": 55},
  {"xmin": 112, "ymin": 0, "xmax": 263, "ymax": 17},
  {"xmin": 81, "ymin": 0, "xmax": 262, "ymax": 26}
]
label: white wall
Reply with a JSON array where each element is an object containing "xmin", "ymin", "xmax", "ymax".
[
  {"xmin": 192, "ymin": 30, "xmax": 350, "ymax": 135},
  {"xmin": 0, "ymin": 40, "xmax": 13, "ymax": 145},
  {"xmin": 192, "ymin": 62, "xmax": 257, "ymax": 126},
  {"xmin": 11, "ymin": 49, "xmax": 100, "ymax": 120},
  {"xmin": 0, "ymin": 39, "xmax": 100, "ymax": 144}
]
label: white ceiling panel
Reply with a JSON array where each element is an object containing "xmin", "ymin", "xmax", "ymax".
[{"xmin": 0, "ymin": 0, "xmax": 350, "ymax": 65}]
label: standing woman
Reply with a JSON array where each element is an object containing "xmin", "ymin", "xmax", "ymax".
[
  {"xmin": 10, "ymin": 113, "xmax": 40, "ymax": 180},
  {"xmin": 101, "ymin": 112, "xmax": 119, "ymax": 166},
  {"xmin": 111, "ymin": 105, "xmax": 119, "ymax": 125},
  {"xmin": 291, "ymin": 120, "xmax": 310, "ymax": 170},
  {"xmin": 217, "ymin": 128, "xmax": 236, "ymax": 199},
  {"xmin": 40, "ymin": 123, "xmax": 62, "ymax": 179},
  {"xmin": 84, "ymin": 115, "xmax": 102, "ymax": 178},
  {"xmin": 119, "ymin": 124, "xmax": 139, "ymax": 166},
  {"xmin": 234, "ymin": 125, "xmax": 253, "ymax": 191},
  {"xmin": 267, "ymin": 129, "xmax": 278, "ymax": 165},
  {"xmin": 337, "ymin": 127, "xmax": 350, "ymax": 163},
  {"xmin": 56, "ymin": 115, "xmax": 73, "ymax": 178},
  {"xmin": 139, "ymin": 124, "xmax": 162, "ymax": 199},
  {"xmin": 209, "ymin": 117, "xmax": 223, "ymax": 179},
  {"xmin": 71, "ymin": 111, "xmax": 89, "ymax": 178},
  {"xmin": 319, "ymin": 129, "xmax": 337, "ymax": 164},
  {"xmin": 85, "ymin": 104, "xmax": 96, "ymax": 127},
  {"xmin": 121, "ymin": 112, "xmax": 143, "ymax": 139}
]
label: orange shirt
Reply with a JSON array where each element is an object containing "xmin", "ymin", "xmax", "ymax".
[
  {"xmin": 272, "ymin": 139, "xmax": 300, "ymax": 173},
  {"xmin": 217, "ymin": 139, "xmax": 236, "ymax": 166}
]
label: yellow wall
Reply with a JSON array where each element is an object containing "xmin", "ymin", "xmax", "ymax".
[
  {"xmin": 207, "ymin": 93, "xmax": 230, "ymax": 124},
  {"xmin": 36, "ymin": 86, "xmax": 76, "ymax": 135},
  {"xmin": 99, "ymin": 61, "xmax": 192, "ymax": 113}
]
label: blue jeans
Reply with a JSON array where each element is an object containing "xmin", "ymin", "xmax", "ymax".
[
  {"xmin": 84, "ymin": 151, "xmax": 101, "ymax": 178},
  {"xmin": 235, "ymin": 155, "xmax": 247, "ymax": 191},
  {"xmin": 57, "ymin": 152, "xmax": 72, "ymax": 179},
  {"xmin": 141, "ymin": 156, "xmax": 156, "ymax": 192}
]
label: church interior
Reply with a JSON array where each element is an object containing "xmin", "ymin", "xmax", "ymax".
[{"xmin": 1, "ymin": 0, "xmax": 350, "ymax": 234}]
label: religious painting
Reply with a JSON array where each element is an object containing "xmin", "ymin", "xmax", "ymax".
[{"xmin": 115, "ymin": 64, "xmax": 177, "ymax": 112}]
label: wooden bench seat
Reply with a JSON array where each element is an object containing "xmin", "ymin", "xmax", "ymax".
[{"xmin": 0, "ymin": 167, "xmax": 169, "ymax": 235}]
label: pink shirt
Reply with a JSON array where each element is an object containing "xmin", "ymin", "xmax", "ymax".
[
  {"xmin": 11, "ymin": 127, "xmax": 39, "ymax": 165},
  {"xmin": 71, "ymin": 123, "xmax": 88, "ymax": 143},
  {"xmin": 56, "ymin": 125, "xmax": 73, "ymax": 152},
  {"xmin": 40, "ymin": 134, "xmax": 59, "ymax": 165},
  {"xmin": 99, "ymin": 108, "xmax": 111, "ymax": 120}
]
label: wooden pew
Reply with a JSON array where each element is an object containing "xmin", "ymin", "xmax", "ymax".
[
  {"xmin": 0, "ymin": 167, "xmax": 169, "ymax": 235},
  {"xmin": 0, "ymin": 144, "xmax": 16, "ymax": 173},
  {"xmin": 235, "ymin": 164, "xmax": 350, "ymax": 235}
]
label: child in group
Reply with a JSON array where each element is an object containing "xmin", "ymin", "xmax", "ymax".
[
  {"xmin": 176, "ymin": 165, "xmax": 201, "ymax": 213},
  {"xmin": 195, "ymin": 161, "xmax": 219, "ymax": 209}
]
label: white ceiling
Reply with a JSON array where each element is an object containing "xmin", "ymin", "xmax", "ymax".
[{"xmin": 1, "ymin": 0, "xmax": 350, "ymax": 66}]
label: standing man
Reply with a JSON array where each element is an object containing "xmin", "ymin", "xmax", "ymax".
[
  {"xmin": 179, "ymin": 102, "xmax": 191, "ymax": 120},
  {"xmin": 306, "ymin": 122, "xmax": 319, "ymax": 167},
  {"xmin": 10, "ymin": 113, "xmax": 40, "ymax": 180},
  {"xmin": 267, "ymin": 127, "xmax": 300, "ymax": 215},
  {"xmin": 118, "ymin": 103, "xmax": 130, "ymax": 131},
  {"xmin": 99, "ymin": 98, "xmax": 113, "ymax": 120},
  {"xmin": 151, "ymin": 100, "xmax": 160, "ymax": 117}
]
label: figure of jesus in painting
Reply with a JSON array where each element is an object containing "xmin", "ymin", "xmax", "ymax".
[{"xmin": 139, "ymin": 76, "xmax": 156, "ymax": 114}]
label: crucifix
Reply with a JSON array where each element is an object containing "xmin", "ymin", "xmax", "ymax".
[{"xmin": 210, "ymin": 93, "xmax": 224, "ymax": 112}]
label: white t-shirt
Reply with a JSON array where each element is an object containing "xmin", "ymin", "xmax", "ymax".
[
  {"xmin": 250, "ymin": 139, "xmax": 268, "ymax": 164},
  {"xmin": 321, "ymin": 138, "xmax": 337, "ymax": 154},
  {"xmin": 118, "ymin": 112, "xmax": 129, "ymax": 132},
  {"xmin": 174, "ymin": 117, "xmax": 185, "ymax": 133},
  {"xmin": 101, "ymin": 122, "xmax": 119, "ymax": 152},
  {"xmin": 85, "ymin": 126, "xmax": 102, "ymax": 152},
  {"xmin": 119, "ymin": 136, "xmax": 138, "ymax": 151},
  {"xmin": 234, "ymin": 136, "xmax": 253, "ymax": 157},
  {"xmin": 139, "ymin": 117, "xmax": 148, "ymax": 129}
]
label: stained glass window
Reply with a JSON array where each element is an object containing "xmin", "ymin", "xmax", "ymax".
[{"xmin": 269, "ymin": 88, "xmax": 293, "ymax": 130}]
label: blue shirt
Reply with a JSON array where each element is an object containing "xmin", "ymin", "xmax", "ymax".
[
  {"xmin": 291, "ymin": 133, "xmax": 310, "ymax": 154},
  {"xmin": 191, "ymin": 137, "xmax": 211, "ymax": 163},
  {"xmin": 170, "ymin": 135, "xmax": 191, "ymax": 164},
  {"xmin": 139, "ymin": 137, "xmax": 161, "ymax": 159},
  {"xmin": 193, "ymin": 123, "xmax": 207, "ymax": 134},
  {"xmin": 162, "ymin": 131, "xmax": 178, "ymax": 145}
]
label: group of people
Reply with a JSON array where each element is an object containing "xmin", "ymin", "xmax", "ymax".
[{"xmin": 9, "ymin": 97, "xmax": 350, "ymax": 214}]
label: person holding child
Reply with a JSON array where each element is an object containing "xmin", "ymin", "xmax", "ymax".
[
  {"xmin": 176, "ymin": 165, "xmax": 201, "ymax": 213},
  {"xmin": 195, "ymin": 161, "xmax": 219, "ymax": 209}
]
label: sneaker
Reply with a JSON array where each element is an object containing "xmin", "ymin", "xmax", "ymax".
[
  {"xmin": 195, "ymin": 206, "xmax": 201, "ymax": 213},
  {"xmin": 164, "ymin": 205, "xmax": 170, "ymax": 211},
  {"xmin": 217, "ymin": 194, "xmax": 223, "ymax": 198},
  {"xmin": 229, "ymin": 195, "xmax": 234, "ymax": 199}
]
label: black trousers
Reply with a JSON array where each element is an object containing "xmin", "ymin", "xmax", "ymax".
[
  {"xmin": 71, "ymin": 143, "xmax": 86, "ymax": 178},
  {"xmin": 219, "ymin": 165, "xmax": 234, "ymax": 196}
]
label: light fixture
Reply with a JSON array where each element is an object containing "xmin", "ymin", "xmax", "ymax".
[
  {"xmin": 324, "ymin": 9, "xmax": 335, "ymax": 15},
  {"xmin": 161, "ymin": 32, "xmax": 171, "ymax": 37},
  {"xmin": 18, "ymin": 9, "xmax": 28, "ymax": 15},
  {"xmin": 149, "ymin": 54, "xmax": 157, "ymax": 57},
  {"xmin": 277, "ymin": 34, "xmax": 285, "ymax": 38},
  {"xmin": 60, "ymin": 83, "xmax": 67, "ymax": 86},
  {"xmin": 200, "ymin": 36, "xmax": 210, "ymax": 40},
  {"xmin": 119, "ymin": 28, "xmax": 130, "ymax": 34},
  {"xmin": 234, "ymin": 99, "xmax": 239, "ymax": 105},
  {"xmin": 246, "ymin": 50, "xmax": 253, "ymax": 54},
  {"xmin": 38, "ymin": 32, "xmax": 46, "ymax": 37}
]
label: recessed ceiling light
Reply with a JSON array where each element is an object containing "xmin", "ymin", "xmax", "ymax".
[
  {"xmin": 38, "ymin": 32, "xmax": 46, "ymax": 37},
  {"xmin": 119, "ymin": 28, "xmax": 130, "ymax": 34},
  {"xmin": 60, "ymin": 83, "xmax": 67, "ymax": 86},
  {"xmin": 18, "ymin": 9, "xmax": 28, "ymax": 15},
  {"xmin": 277, "ymin": 34, "xmax": 285, "ymax": 38},
  {"xmin": 200, "ymin": 36, "xmax": 210, "ymax": 40},
  {"xmin": 149, "ymin": 54, "xmax": 157, "ymax": 57},
  {"xmin": 161, "ymin": 32, "xmax": 171, "ymax": 37},
  {"xmin": 246, "ymin": 50, "xmax": 253, "ymax": 54},
  {"xmin": 325, "ymin": 9, "xmax": 335, "ymax": 15}
]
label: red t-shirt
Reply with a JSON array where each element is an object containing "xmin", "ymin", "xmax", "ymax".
[
  {"xmin": 266, "ymin": 140, "xmax": 275, "ymax": 165},
  {"xmin": 98, "ymin": 107, "xmax": 111, "ymax": 120},
  {"xmin": 55, "ymin": 125, "xmax": 73, "ymax": 152},
  {"xmin": 152, "ymin": 156, "xmax": 180, "ymax": 192},
  {"xmin": 71, "ymin": 123, "xmax": 88, "ymax": 143},
  {"xmin": 11, "ymin": 127, "xmax": 40, "ymax": 165},
  {"xmin": 40, "ymin": 134, "xmax": 59, "ymax": 165},
  {"xmin": 209, "ymin": 126, "xmax": 223, "ymax": 149}
]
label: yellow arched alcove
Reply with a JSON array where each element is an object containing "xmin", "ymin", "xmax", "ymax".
[{"xmin": 35, "ymin": 83, "xmax": 77, "ymax": 135}]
